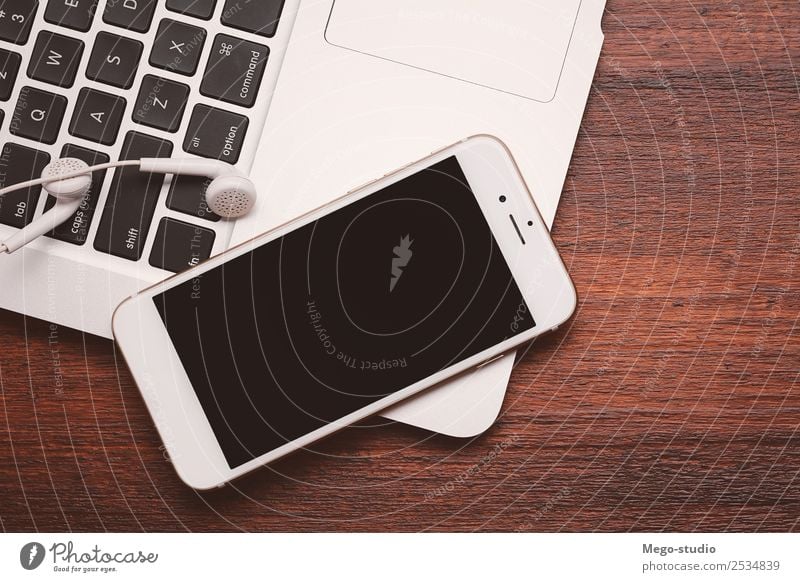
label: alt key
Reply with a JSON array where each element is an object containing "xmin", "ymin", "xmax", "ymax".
[{"xmin": 183, "ymin": 104, "xmax": 248, "ymax": 164}]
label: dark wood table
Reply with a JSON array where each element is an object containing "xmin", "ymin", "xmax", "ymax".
[{"xmin": 1, "ymin": 1, "xmax": 798, "ymax": 532}]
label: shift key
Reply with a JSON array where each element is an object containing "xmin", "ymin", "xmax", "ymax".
[{"xmin": 94, "ymin": 132, "xmax": 173, "ymax": 260}]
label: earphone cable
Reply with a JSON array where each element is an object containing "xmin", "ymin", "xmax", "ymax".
[{"xmin": 0, "ymin": 160, "xmax": 142, "ymax": 198}]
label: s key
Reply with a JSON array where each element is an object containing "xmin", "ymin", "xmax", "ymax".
[{"xmin": 86, "ymin": 32, "xmax": 143, "ymax": 90}]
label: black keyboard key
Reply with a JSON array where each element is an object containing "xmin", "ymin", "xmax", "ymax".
[
  {"xmin": 69, "ymin": 88, "xmax": 127, "ymax": 145},
  {"xmin": 28, "ymin": 31, "xmax": 84, "ymax": 88},
  {"xmin": 149, "ymin": 217, "xmax": 215, "ymax": 272},
  {"xmin": 94, "ymin": 132, "xmax": 173, "ymax": 260},
  {"xmin": 103, "ymin": 0, "xmax": 156, "ymax": 33},
  {"xmin": 166, "ymin": 0, "xmax": 216, "ymax": 20},
  {"xmin": 10, "ymin": 86, "xmax": 68, "ymax": 144},
  {"xmin": 221, "ymin": 0, "xmax": 284, "ymax": 38},
  {"xmin": 0, "ymin": 110, "xmax": 4, "ymax": 129},
  {"xmin": 0, "ymin": 1, "xmax": 38, "ymax": 44},
  {"xmin": 133, "ymin": 75, "xmax": 190, "ymax": 133},
  {"xmin": 86, "ymin": 32, "xmax": 143, "ymax": 90},
  {"xmin": 150, "ymin": 19, "xmax": 207, "ymax": 76},
  {"xmin": 201, "ymin": 34, "xmax": 269, "ymax": 108},
  {"xmin": 45, "ymin": 0, "xmax": 97, "ymax": 32},
  {"xmin": 0, "ymin": 49, "xmax": 22, "ymax": 101},
  {"xmin": 167, "ymin": 175, "xmax": 220, "ymax": 222},
  {"xmin": 183, "ymin": 104, "xmax": 248, "ymax": 163},
  {"xmin": 0, "ymin": 144, "xmax": 50, "ymax": 228},
  {"xmin": 44, "ymin": 144, "xmax": 109, "ymax": 245}
]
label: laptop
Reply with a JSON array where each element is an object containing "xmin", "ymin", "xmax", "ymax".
[{"xmin": 0, "ymin": 0, "xmax": 605, "ymax": 437}]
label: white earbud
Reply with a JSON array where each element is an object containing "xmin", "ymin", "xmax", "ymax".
[
  {"xmin": 42, "ymin": 158, "xmax": 93, "ymax": 200},
  {"xmin": 139, "ymin": 158, "xmax": 257, "ymax": 219},
  {"xmin": 0, "ymin": 157, "xmax": 257, "ymax": 255},
  {"xmin": 0, "ymin": 158, "xmax": 93, "ymax": 254}
]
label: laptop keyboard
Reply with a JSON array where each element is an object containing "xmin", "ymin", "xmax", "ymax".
[{"xmin": 0, "ymin": 0, "xmax": 289, "ymax": 273}]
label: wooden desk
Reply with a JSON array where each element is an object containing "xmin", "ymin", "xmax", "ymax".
[{"xmin": 1, "ymin": 1, "xmax": 797, "ymax": 531}]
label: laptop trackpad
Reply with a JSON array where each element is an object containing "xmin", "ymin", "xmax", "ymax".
[{"xmin": 325, "ymin": 0, "xmax": 582, "ymax": 102}]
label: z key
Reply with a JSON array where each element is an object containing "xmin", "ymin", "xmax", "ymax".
[{"xmin": 0, "ymin": 49, "xmax": 22, "ymax": 101}]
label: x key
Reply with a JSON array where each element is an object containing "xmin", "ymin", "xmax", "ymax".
[{"xmin": 150, "ymin": 19, "xmax": 207, "ymax": 76}]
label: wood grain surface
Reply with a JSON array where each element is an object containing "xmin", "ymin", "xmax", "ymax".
[{"xmin": 1, "ymin": 0, "xmax": 798, "ymax": 532}]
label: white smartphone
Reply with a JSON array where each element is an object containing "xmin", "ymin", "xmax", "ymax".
[{"xmin": 112, "ymin": 136, "xmax": 577, "ymax": 489}]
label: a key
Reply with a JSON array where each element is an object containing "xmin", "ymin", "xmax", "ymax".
[
  {"xmin": 0, "ymin": 143, "xmax": 50, "ymax": 228},
  {"xmin": 44, "ymin": 144, "xmax": 109, "ymax": 245},
  {"xmin": 85, "ymin": 32, "xmax": 143, "ymax": 90},
  {"xmin": 0, "ymin": 1, "xmax": 38, "ymax": 45},
  {"xmin": 27, "ymin": 31, "xmax": 85, "ymax": 88},
  {"xmin": 149, "ymin": 217, "xmax": 216, "ymax": 273},
  {"xmin": 167, "ymin": 175, "xmax": 220, "ymax": 222},
  {"xmin": 0, "ymin": 49, "xmax": 22, "ymax": 101},
  {"xmin": 10, "ymin": 86, "xmax": 68, "ymax": 144},
  {"xmin": 166, "ymin": 0, "xmax": 216, "ymax": 20},
  {"xmin": 103, "ymin": 0, "xmax": 156, "ymax": 33},
  {"xmin": 44, "ymin": 0, "xmax": 97, "ymax": 32},
  {"xmin": 69, "ymin": 88, "xmax": 127, "ymax": 145},
  {"xmin": 201, "ymin": 34, "xmax": 269, "ymax": 108},
  {"xmin": 0, "ymin": 110, "xmax": 4, "ymax": 129},
  {"xmin": 150, "ymin": 19, "xmax": 207, "ymax": 76},
  {"xmin": 183, "ymin": 104, "xmax": 248, "ymax": 163},
  {"xmin": 94, "ymin": 132, "xmax": 173, "ymax": 261},
  {"xmin": 221, "ymin": 0, "xmax": 285, "ymax": 38},
  {"xmin": 133, "ymin": 75, "xmax": 190, "ymax": 133}
]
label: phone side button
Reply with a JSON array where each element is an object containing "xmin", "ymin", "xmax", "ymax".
[
  {"xmin": 477, "ymin": 353, "xmax": 506, "ymax": 369},
  {"xmin": 346, "ymin": 178, "xmax": 378, "ymax": 195}
]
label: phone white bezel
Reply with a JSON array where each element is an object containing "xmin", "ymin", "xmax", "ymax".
[{"xmin": 112, "ymin": 135, "xmax": 577, "ymax": 489}]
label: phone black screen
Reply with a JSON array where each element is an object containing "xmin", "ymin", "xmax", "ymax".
[{"xmin": 153, "ymin": 156, "xmax": 535, "ymax": 468}]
